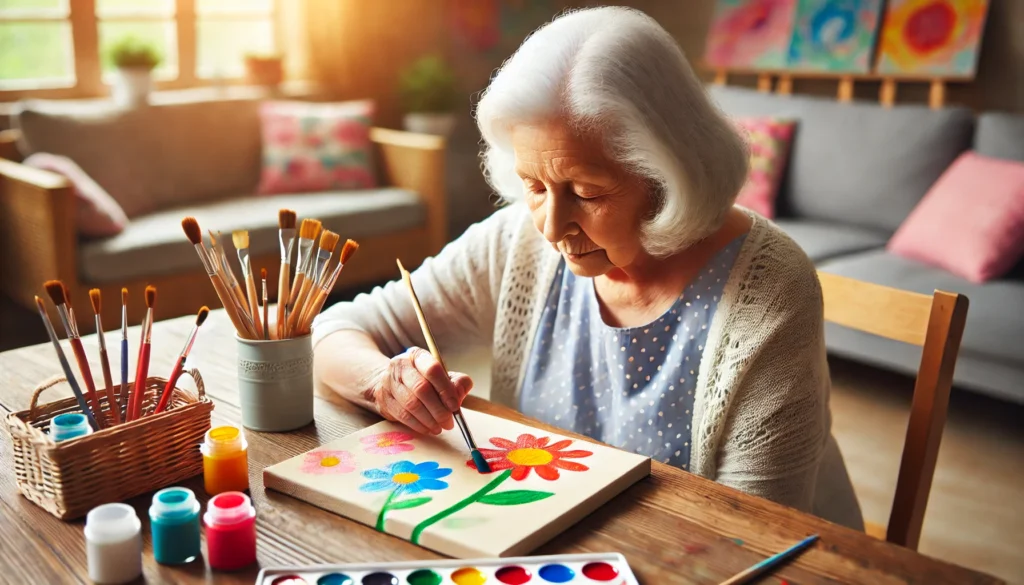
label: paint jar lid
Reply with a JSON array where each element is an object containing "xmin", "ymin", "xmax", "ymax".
[
  {"xmin": 201, "ymin": 424, "xmax": 247, "ymax": 456},
  {"xmin": 84, "ymin": 503, "xmax": 141, "ymax": 544},
  {"xmin": 51, "ymin": 413, "xmax": 91, "ymax": 442},
  {"xmin": 204, "ymin": 491, "xmax": 255, "ymax": 527},
  {"xmin": 150, "ymin": 487, "xmax": 200, "ymax": 520}
]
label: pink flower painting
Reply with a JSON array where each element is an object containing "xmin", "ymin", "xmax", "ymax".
[
  {"xmin": 361, "ymin": 431, "xmax": 416, "ymax": 455},
  {"xmin": 300, "ymin": 450, "xmax": 356, "ymax": 475}
]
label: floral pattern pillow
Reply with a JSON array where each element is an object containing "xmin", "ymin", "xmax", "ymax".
[
  {"xmin": 257, "ymin": 100, "xmax": 377, "ymax": 195},
  {"xmin": 733, "ymin": 117, "xmax": 797, "ymax": 219}
]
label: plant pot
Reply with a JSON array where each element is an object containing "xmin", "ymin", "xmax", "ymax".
[
  {"xmin": 112, "ymin": 67, "xmax": 153, "ymax": 108},
  {"xmin": 245, "ymin": 55, "xmax": 284, "ymax": 88},
  {"xmin": 403, "ymin": 112, "xmax": 456, "ymax": 137}
]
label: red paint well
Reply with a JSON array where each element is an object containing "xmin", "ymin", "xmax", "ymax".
[
  {"xmin": 495, "ymin": 565, "xmax": 531, "ymax": 584},
  {"xmin": 582, "ymin": 562, "xmax": 619, "ymax": 581},
  {"xmin": 271, "ymin": 577, "xmax": 308, "ymax": 585}
]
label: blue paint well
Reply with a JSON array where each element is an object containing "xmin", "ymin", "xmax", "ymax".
[
  {"xmin": 317, "ymin": 573, "xmax": 354, "ymax": 585},
  {"xmin": 538, "ymin": 564, "xmax": 575, "ymax": 583}
]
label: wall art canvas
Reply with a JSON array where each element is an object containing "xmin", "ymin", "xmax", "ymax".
[
  {"xmin": 786, "ymin": 0, "xmax": 884, "ymax": 72},
  {"xmin": 875, "ymin": 0, "xmax": 989, "ymax": 77},
  {"xmin": 264, "ymin": 409, "xmax": 651, "ymax": 558},
  {"xmin": 705, "ymin": 0, "xmax": 799, "ymax": 69}
]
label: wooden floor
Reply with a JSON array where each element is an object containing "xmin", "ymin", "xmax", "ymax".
[{"xmin": 449, "ymin": 348, "xmax": 1024, "ymax": 585}]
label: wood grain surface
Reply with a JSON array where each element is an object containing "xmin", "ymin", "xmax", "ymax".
[{"xmin": 0, "ymin": 310, "xmax": 1004, "ymax": 585}]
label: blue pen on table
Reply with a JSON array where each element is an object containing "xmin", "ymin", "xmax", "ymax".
[{"xmin": 719, "ymin": 534, "xmax": 819, "ymax": 585}]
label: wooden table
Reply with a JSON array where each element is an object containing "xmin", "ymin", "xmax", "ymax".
[{"xmin": 0, "ymin": 311, "xmax": 1004, "ymax": 584}]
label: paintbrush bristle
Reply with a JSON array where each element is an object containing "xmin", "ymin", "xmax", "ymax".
[
  {"xmin": 35, "ymin": 295, "xmax": 46, "ymax": 313},
  {"xmin": 340, "ymin": 239, "xmax": 359, "ymax": 264},
  {"xmin": 260, "ymin": 267, "xmax": 267, "ymax": 280},
  {"xmin": 89, "ymin": 289, "xmax": 101, "ymax": 315},
  {"xmin": 279, "ymin": 209, "xmax": 296, "ymax": 230},
  {"xmin": 299, "ymin": 219, "xmax": 322, "ymax": 240},
  {"xmin": 319, "ymin": 230, "xmax": 340, "ymax": 252},
  {"xmin": 181, "ymin": 217, "xmax": 202, "ymax": 245},
  {"xmin": 145, "ymin": 285, "xmax": 156, "ymax": 308},
  {"xmin": 121, "ymin": 287, "xmax": 128, "ymax": 305},
  {"xmin": 208, "ymin": 230, "xmax": 219, "ymax": 247},
  {"xmin": 232, "ymin": 230, "xmax": 249, "ymax": 250},
  {"xmin": 196, "ymin": 306, "xmax": 210, "ymax": 326},
  {"xmin": 44, "ymin": 280, "xmax": 67, "ymax": 307}
]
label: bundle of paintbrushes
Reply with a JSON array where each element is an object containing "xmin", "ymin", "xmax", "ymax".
[
  {"xmin": 33, "ymin": 280, "xmax": 211, "ymax": 429},
  {"xmin": 180, "ymin": 211, "xmax": 359, "ymax": 341}
]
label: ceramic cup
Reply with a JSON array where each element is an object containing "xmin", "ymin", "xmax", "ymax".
[{"xmin": 235, "ymin": 334, "xmax": 313, "ymax": 432}]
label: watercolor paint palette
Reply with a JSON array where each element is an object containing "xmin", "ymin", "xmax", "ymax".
[{"xmin": 256, "ymin": 553, "xmax": 639, "ymax": 585}]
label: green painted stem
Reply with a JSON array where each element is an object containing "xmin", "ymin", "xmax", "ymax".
[
  {"xmin": 376, "ymin": 487, "xmax": 400, "ymax": 532},
  {"xmin": 410, "ymin": 469, "xmax": 512, "ymax": 544}
]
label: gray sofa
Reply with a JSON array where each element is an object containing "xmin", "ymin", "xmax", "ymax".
[{"xmin": 708, "ymin": 86, "xmax": 1024, "ymax": 404}]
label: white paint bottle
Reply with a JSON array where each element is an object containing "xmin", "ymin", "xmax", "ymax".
[{"xmin": 84, "ymin": 503, "xmax": 143, "ymax": 584}]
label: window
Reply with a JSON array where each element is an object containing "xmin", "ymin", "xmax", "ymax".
[
  {"xmin": 0, "ymin": 0, "xmax": 75, "ymax": 90},
  {"xmin": 196, "ymin": 0, "xmax": 275, "ymax": 79},
  {"xmin": 97, "ymin": 0, "xmax": 178, "ymax": 80}
]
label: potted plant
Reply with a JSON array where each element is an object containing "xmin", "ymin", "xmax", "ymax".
[
  {"xmin": 107, "ymin": 35, "xmax": 162, "ymax": 108},
  {"xmin": 399, "ymin": 54, "xmax": 459, "ymax": 136},
  {"xmin": 245, "ymin": 51, "xmax": 284, "ymax": 88}
]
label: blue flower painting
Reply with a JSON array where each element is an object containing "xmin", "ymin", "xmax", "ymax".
[{"xmin": 360, "ymin": 460, "xmax": 452, "ymax": 531}]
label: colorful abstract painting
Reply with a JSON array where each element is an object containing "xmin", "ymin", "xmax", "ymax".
[
  {"xmin": 786, "ymin": 0, "xmax": 884, "ymax": 72},
  {"xmin": 876, "ymin": 0, "xmax": 989, "ymax": 77},
  {"xmin": 263, "ymin": 409, "xmax": 650, "ymax": 558},
  {"xmin": 705, "ymin": 0, "xmax": 799, "ymax": 69}
]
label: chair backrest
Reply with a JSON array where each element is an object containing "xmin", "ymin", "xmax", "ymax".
[{"xmin": 817, "ymin": 271, "xmax": 969, "ymax": 550}]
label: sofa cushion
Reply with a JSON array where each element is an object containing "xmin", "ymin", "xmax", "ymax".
[
  {"xmin": 707, "ymin": 86, "xmax": 974, "ymax": 234},
  {"xmin": 773, "ymin": 219, "xmax": 888, "ymax": 262},
  {"xmin": 975, "ymin": 112, "xmax": 1024, "ymax": 163},
  {"xmin": 22, "ymin": 152, "xmax": 129, "ymax": 238},
  {"xmin": 79, "ymin": 188, "xmax": 425, "ymax": 283},
  {"xmin": 817, "ymin": 250, "xmax": 1024, "ymax": 369},
  {"xmin": 14, "ymin": 98, "xmax": 262, "ymax": 218},
  {"xmin": 733, "ymin": 117, "xmax": 796, "ymax": 219}
]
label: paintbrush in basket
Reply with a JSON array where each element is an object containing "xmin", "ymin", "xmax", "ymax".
[
  {"xmin": 210, "ymin": 230, "xmax": 250, "ymax": 316},
  {"xmin": 287, "ymin": 230, "xmax": 338, "ymax": 336},
  {"xmin": 127, "ymin": 285, "xmax": 156, "ymax": 421},
  {"xmin": 182, "ymin": 217, "xmax": 256, "ymax": 340},
  {"xmin": 89, "ymin": 289, "xmax": 121, "ymax": 425},
  {"xmin": 261, "ymin": 268, "xmax": 270, "ymax": 340},
  {"xmin": 286, "ymin": 219, "xmax": 322, "ymax": 330},
  {"xmin": 297, "ymin": 239, "xmax": 359, "ymax": 335},
  {"xmin": 44, "ymin": 281, "xmax": 104, "ymax": 428},
  {"xmin": 233, "ymin": 230, "xmax": 264, "ymax": 340},
  {"xmin": 153, "ymin": 306, "xmax": 209, "ymax": 415},
  {"xmin": 119, "ymin": 287, "xmax": 130, "ymax": 421},
  {"xmin": 396, "ymin": 259, "xmax": 491, "ymax": 473},
  {"xmin": 34, "ymin": 296, "xmax": 100, "ymax": 431},
  {"xmin": 277, "ymin": 209, "xmax": 297, "ymax": 339}
]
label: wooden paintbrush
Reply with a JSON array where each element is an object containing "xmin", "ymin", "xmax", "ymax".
[
  {"xmin": 717, "ymin": 535, "xmax": 818, "ymax": 585},
  {"xmin": 33, "ymin": 296, "xmax": 100, "ymax": 431},
  {"xmin": 277, "ymin": 209, "xmax": 297, "ymax": 339},
  {"xmin": 286, "ymin": 219, "xmax": 322, "ymax": 330},
  {"xmin": 182, "ymin": 217, "xmax": 256, "ymax": 339},
  {"xmin": 153, "ymin": 306, "xmax": 209, "ymax": 415},
  {"xmin": 89, "ymin": 289, "xmax": 121, "ymax": 425},
  {"xmin": 297, "ymin": 239, "xmax": 358, "ymax": 335},
  {"xmin": 119, "ymin": 287, "xmax": 130, "ymax": 421},
  {"xmin": 261, "ymin": 268, "xmax": 270, "ymax": 340},
  {"xmin": 127, "ymin": 285, "xmax": 156, "ymax": 421},
  {"xmin": 44, "ymin": 281, "xmax": 104, "ymax": 428},
  {"xmin": 396, "ymin": 259, "xmax": 491, "ymax": 473},
  {"xmin": 287, "ymin": 230, "xmax": 338, "ymax": 336},
  {"xmin": 210, "ymin": 229, "xmax": 250, "ymax": 315},
  {"xmin": 233, "ymin": 230, "xmax": 264, "ymax": 340}
]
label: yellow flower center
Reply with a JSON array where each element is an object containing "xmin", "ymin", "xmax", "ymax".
[
  {"xmin": 507, "ymin": 448, "xmax": 554, "ymax": 467},
  {"xmin": 377, "ymin": 438, "xmax": 395, "ymax": 447},
  {"xmin": 392, "ymin": 472, "xmax": 420, "ymax": 485},
  {"xmin": 319, "ymin": 456, "xmax": 341, "ymax": 467}
]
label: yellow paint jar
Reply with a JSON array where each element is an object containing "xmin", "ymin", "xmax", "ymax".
[{"xmin": 201, "ymin": 425, "xmax": 249, "ymax": 496}]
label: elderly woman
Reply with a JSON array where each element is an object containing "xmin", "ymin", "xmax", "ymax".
[{"xmin": 313, "ymin": 7, "xmax": 863, "ymax": 529}]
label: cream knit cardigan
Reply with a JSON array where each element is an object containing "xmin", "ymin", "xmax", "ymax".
[{"xmin": 313, "ymin": 205, "xmax": 864, "ymax": 530}]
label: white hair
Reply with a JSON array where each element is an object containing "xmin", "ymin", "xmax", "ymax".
[{"xmin": 475, "ymin": 6, "xmax": 749, "ymax": 256}]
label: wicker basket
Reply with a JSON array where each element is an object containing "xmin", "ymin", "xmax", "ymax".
[{"xmin": 4, "ymin": 369, "xmax": 213, "ymax": 520}]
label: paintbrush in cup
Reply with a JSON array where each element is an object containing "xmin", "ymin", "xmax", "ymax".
[
  {"xmin": 33, "ymin": 296, "xmax": 100, "ymax": 431},
  {"xmin": 297, "ymin": 239, "xmax": 358, "ymax": 335},
  {"xmin": 286, "ymin": 219, "xmax": 322, "ymax": 332},
  {"xmin": 210, "ymin": 230, "xmax": 250, "ymax": 315},
  {"xmin": 89, "ymin": 289, "xmax": 121, "ymax": 425},
  {"xmin": 127, "ymin": 285, "xmax": 156, "ymax": 421},
  {"xmin": 119, "ymin": 287, "xmax": 130, "ymax": 421},
  {"xmin": 153, "ymin": 306, "xmax": 209, "ymax": 415},
  {"xmin": 233, "ymin": 230, "xmax": 264, "ymax": 340},
  {"xmin": 396, "ymin": 259, "xmax": 491, "ymax": 473},
  {"xmin": 182, "ymin": 217, "xmax": 256, "ymax": 339},
  {"xmin": 44, "ymin": 281, "xmax": 104, "ymax": 428},
  {"xmin": 277, "ymin": 209, "xmax": 297, "ymax": 339},
  {"xmin": 287, "ymin": 230, "xmax": 338, "ymax": 336},
  {"xmin": 261, "ymin": 268, "xmax": 270, "ymax": 340}
]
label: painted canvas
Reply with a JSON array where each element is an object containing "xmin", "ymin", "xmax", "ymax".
[
  {"xmin": 705, "ymin": 0, "xmax": 799, "ymax": 69},
  {"xmin": 786, "ymin": 0, "xmax": 884, "ymax": 72},
  {"xmin": 264, "ymin": 409, "xmax": 651, "ymax": 558},
  {"xmin": 875, "ymin": 0, "xmax": 989, "ymax": 77}
]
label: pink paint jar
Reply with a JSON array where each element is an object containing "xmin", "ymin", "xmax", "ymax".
[{"xmin": 203, "ymin": 491, "xmax": 257, "ymax": 571}]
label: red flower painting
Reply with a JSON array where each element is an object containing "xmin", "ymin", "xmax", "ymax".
[{"xmin": 469, "ymin": 433, "xmax": 593, "ymax": 481}]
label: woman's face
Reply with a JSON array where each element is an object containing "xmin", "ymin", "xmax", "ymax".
[{"xmin": 512, "ymin": 119, "xmax": 652, "ymax": 278}]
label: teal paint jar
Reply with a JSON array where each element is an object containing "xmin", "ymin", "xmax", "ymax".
[
  {"xmin": 149, "ymin": 487, "xmax": 201, "ymax": 564},
  {"xmin": 51, "ymin": 413, "xmax": 91, "ymax": 442}
]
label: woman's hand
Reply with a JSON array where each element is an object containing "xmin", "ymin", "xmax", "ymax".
[{"xmin": 371, "ymin": 347, "xmax": 474, "ymax": 435}]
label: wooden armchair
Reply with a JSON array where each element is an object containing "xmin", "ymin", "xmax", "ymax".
[{"xmin": 0, "ymin": 127, "xmax": 447, "ymax": 334}]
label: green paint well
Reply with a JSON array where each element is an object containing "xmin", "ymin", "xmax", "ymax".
[{"xmin": 406, "ymin": 569, "xmax": 442, "ymax": 585}]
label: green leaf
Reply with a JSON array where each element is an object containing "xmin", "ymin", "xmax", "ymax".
[
  {"xmin": 387, "ymin": 497, "xmax": 432, "ymax": 511},
  {"xmin": 477, "ymin": 490, "xmax": 554, "ymax": 506}
]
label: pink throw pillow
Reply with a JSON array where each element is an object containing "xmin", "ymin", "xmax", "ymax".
[
  {"xmin": 257, "ymin": 100, "xmax": 378, "ymax": 195},
  {"xmin": 23, "ymin": 153, "xmax": 129, "ymax": 238},
  {"xmin": 888, "ymin": 152, "xmax": 1024, "ymax": 283},
  {"xmin": 733, "ymin": 117, "xmax": 796, "ymax": 219}
]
